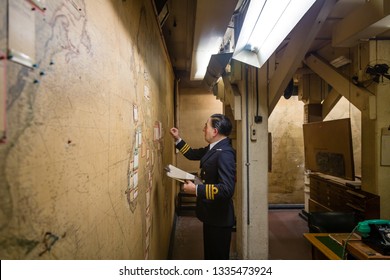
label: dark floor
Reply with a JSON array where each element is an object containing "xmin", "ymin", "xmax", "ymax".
[
  {"xmin": 268, "ymin": 209, "xmax": 312, "ymax": 260},
  {"xmin": 170, "ymin": 208, "xmax": 312, "ymax": 260}
]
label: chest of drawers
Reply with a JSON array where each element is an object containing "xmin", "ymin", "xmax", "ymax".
[{"xmin": 309, "ymin": 173, "xmax": 380, "ymax": 220}]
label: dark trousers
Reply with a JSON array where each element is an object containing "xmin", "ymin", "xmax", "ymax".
[{"xmin": 203, "ymin": 223, "xmax": 232, "ymax": 260}]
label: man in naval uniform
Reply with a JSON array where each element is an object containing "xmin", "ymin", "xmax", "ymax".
[{"xmin": 170, "ymin": 113, "xmax": 236, "ymax": 260}]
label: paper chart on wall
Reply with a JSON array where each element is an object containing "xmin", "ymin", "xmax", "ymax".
[
  {"xmin": 135, "ymin": 129, "xmax": 142, "ymax": 147},
  {"xmin": 0, "ymin": 57, "xmax": 5, "ymax": 142},
  {"xmin": 133, "ymin": 151, "xmax": 139, "ymax": 170},
  {"xmin": 144, "ymin": 85, "xmax": 150, "ymax": 100},
  {"xmin": 154, "ymin": 121, "xmax": 161, "ymax": 140},
  {"xmin": 133, "ymin": 104, "xmax": 138, "ymax": 122},
  {"xmin": 8, "ymin": 0, "xmax": 36, "ymax": 68}
]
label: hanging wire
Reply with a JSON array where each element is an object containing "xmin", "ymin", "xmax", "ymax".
[
  {"xmin": 349, "ymin": 48, "xmax": 351, "ymax": 118},
  {"xmin": 342, "ymin": 225, "xmax": 359, "ymax": 260}
]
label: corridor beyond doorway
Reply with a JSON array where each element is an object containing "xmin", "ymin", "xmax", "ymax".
[{"xmin": 169, "ymin": 209, "xmax": 311, "ymax": 260}]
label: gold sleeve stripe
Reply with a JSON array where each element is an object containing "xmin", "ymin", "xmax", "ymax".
[
  {"xmin": 180, "ymin": 144, "xmax": 190, "ymax": 154},
  {"xmin": 212, "ymin": 185, "xmax": 218, "ymax": 199},
  {"xmin": 182, "ymin": 145, "xmax": 190, "ymax": 154},
  {"xmin": 205, "ymin": 184, "xmax": 218, "ymax": 200}
]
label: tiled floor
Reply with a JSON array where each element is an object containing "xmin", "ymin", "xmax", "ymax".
[{"xmin": 170, "ymin": 209, "xmax": 312, "ymax": 260}]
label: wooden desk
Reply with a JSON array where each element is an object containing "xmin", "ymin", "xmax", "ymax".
[
  {"xmin": 303, "ymin": 233, "xmax": 390, "ymax": 260},
  {"xmin": 345, "ymin": 240, "xmax": 390, "ymax": 260},
  {"xmin": 304, "ymin": 233, "xmax": 342, "ymax": 260}
]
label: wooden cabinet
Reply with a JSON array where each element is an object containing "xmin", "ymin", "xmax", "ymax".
[{"xmin": 309, "ymin": 173, "xmax": 380, "ymax": 221}]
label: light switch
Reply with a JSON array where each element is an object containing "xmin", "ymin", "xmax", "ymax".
[{"xmin": 250, "ymin": 124, "xmax": 257, "ymax": 141}]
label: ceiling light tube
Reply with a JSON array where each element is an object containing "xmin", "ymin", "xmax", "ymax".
[
  {"xmin": 329, "ymin": 56, "xmax": 351, "ymax": 68},
  {"xmin": 233, "ymin": 0, "xmax": 317, "ymax": 68}
]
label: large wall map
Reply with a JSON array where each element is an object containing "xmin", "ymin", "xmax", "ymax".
[{"xmin": 0, "ymin": 0, "xmax": 175, "ymax": 259}]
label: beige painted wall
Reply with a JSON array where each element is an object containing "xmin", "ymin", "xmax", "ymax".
[
  {"xmin": 268, "ymin": 95, "xmax": 361, "ymax": 204},
  {"xmin": 0, "ymin": 0, "xmax": 175, "ymax": 259},
  {"xmin": 175, "ymin": 87, "xmax": 223, "ymax": 173},
  {"xmin": 268, "ymin": 96, "xmax": 305, "ymax": 204}
]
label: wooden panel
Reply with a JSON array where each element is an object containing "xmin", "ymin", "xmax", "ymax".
[
  {"xmin": 309, "ymin": 198, "xmax": 331, "ymax": 212},
  {"xmin": 304, "ymin": 104, "xmax": 322, "ymax": 123},
  {"xmin": 303, "ymin": 118, "xmax": 355, "ymax": 180}
]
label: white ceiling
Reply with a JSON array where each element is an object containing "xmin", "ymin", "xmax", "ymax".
[{"xmin": 161, "ymin": 0, "xmax": 390, "ymax": 85}]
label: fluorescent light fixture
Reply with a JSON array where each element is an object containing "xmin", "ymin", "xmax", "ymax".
[
  {"xmin": 190, "ymin": 0, "xmax": 238, "ymax": 80},
  {"xmin": 192, "ymin": 39, "xmax": 223, "ymax": 80},
  {"xmin": 329, "ymin": 56, "xmax": 351, "ymax": 68},
  {"xmin": 233, "ymin": 0, "xmax": 317, "ymax": 68},
  {"xmin": 203, "ymin": 52, "xmax": 233, "ymax": 90}
]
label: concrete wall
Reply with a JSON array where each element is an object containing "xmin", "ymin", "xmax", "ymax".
[{"xmin": 0, "ymin": 0, "xmax": 175, "ymax": 259}]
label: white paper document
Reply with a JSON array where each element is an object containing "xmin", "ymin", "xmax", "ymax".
[{"xmin": 164, "ymin": 164, "xmax": 202, "ymax": 184}]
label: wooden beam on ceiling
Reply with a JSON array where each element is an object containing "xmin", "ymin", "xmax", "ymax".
[
  {"xmin": 332, "ymin": 0, "xmax": 390, "ymax": 47},
  {"xmin": 304, "ymin": 53, "xmax": 371, "ymax": 112},
  {"xmin": 322, "ymin": 88, "xmax": 342, "ymax": 119},
  {"xmin": 268, "ymin": 0, "xmax": 337, "ymax": 116}
]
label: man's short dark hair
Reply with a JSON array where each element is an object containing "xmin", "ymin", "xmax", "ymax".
[{"xmin": 210, "ymin": 114, "xmax": 232, "ymax": 136}]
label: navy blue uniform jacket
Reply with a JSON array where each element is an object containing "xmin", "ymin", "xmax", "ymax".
[{"xmin": 176, "ymin": 138, "xmax": 236, "ymax": 227}]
